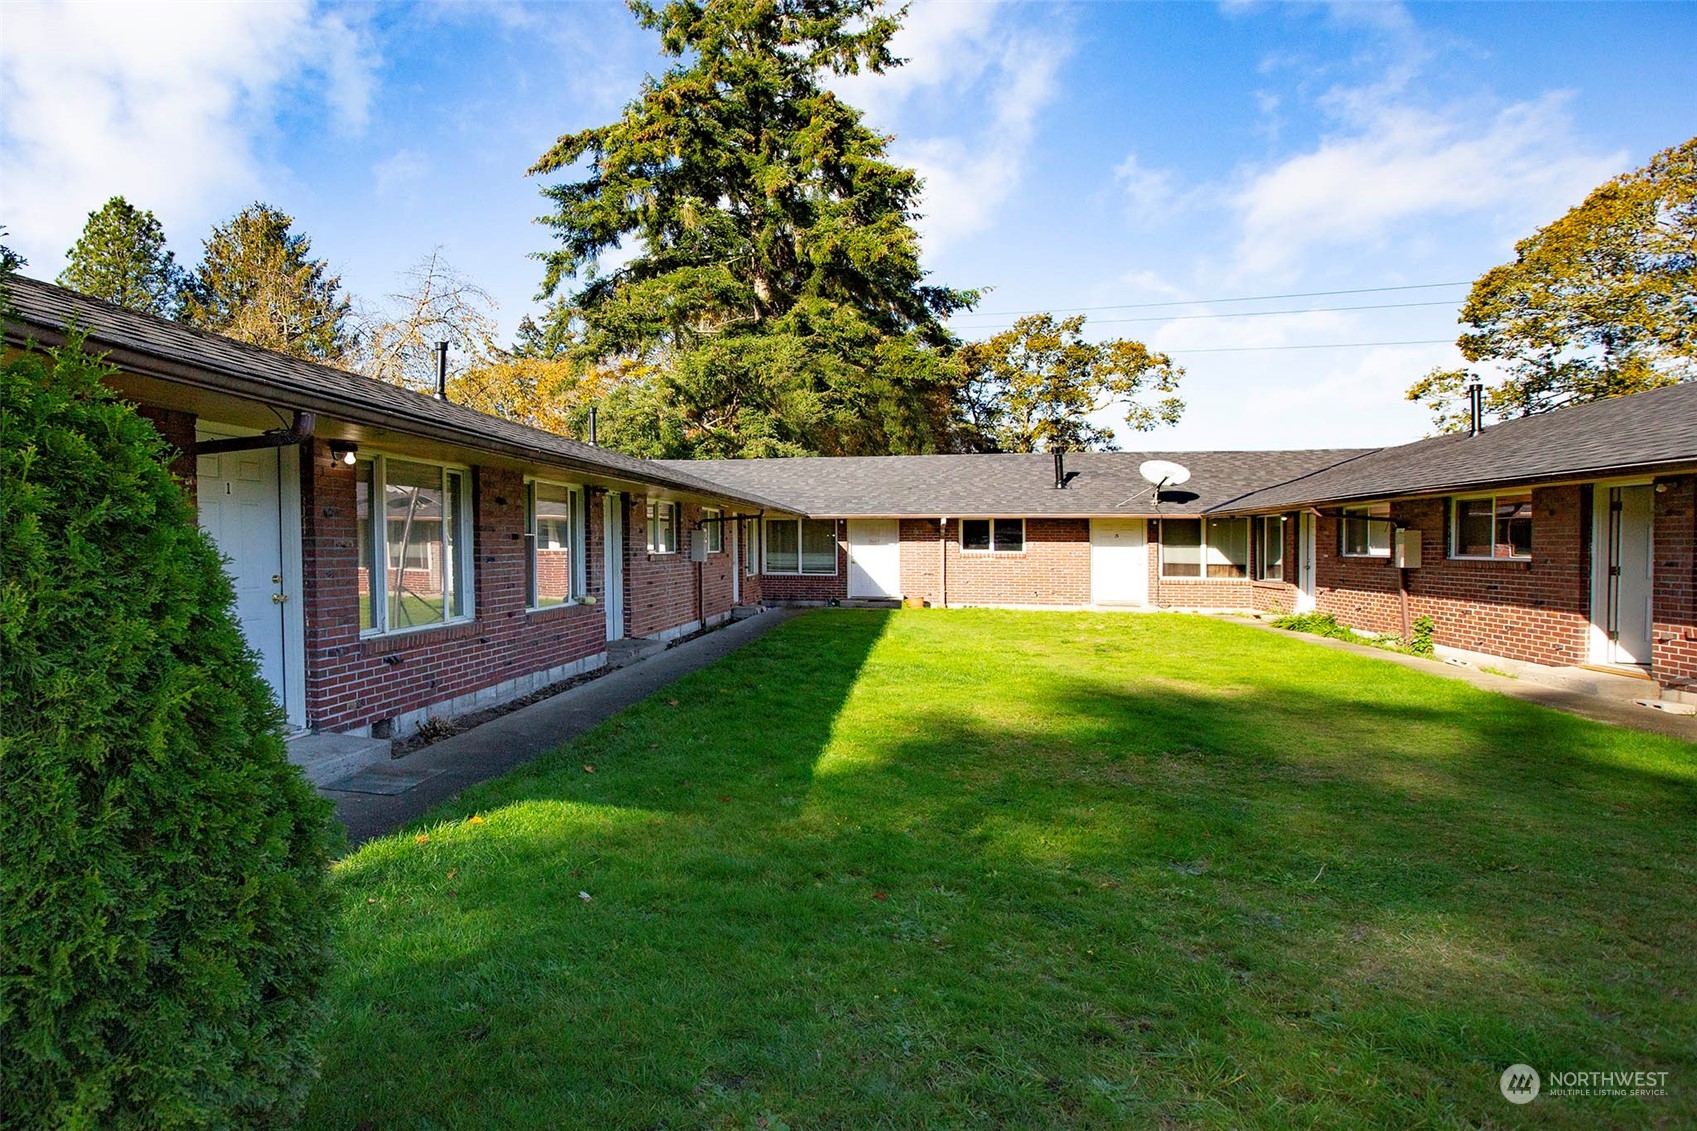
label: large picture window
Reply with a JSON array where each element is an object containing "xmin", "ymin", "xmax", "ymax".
[
  {"xmin": 356, "ymin": 455, "xmax": 472, "ymax": 635},
  {"xmin": 646, "ymin": 499, "xmax": 678, "ymax": 554},
  {"xmin": 764, "ymin": 518, "xmax": 837, "ymax": 575},
  {"xmin": 1254, "ymin": 515, "xmax": 1285, "ymax": 581},
  {"xmin": 1341, "ymin": 504, "xmax": 1391, "ymax": 557},
  {"xmin": 1159, "ymin": 517, "xmax": 1250, "ymax": 579},
  {"xmin": 526, "ymin": 480, "xmax": 583, "ymax": 608},
  {"xmin": 1452, "ymin": 493, "xmax": 1532, "ymax": 559},
  {"xmin": 960, "ymin": 518, "xmax": 1025, "ymax": 553}
]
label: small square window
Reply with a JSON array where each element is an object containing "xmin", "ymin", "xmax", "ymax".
[
  {"xmin": 1342, "ymin": 505, "xmax": 1391, "ymax": 557},
  {"xmin": 993, "ymin": 518, "xmax": 1024, "ymax": 553},
  {"xmin": 702, "ymin": 507, "xmax": 723, "ymax": 554},
  {"xmin": 961, "ymin": 519, "xmax": 991, "ymax": 551}
]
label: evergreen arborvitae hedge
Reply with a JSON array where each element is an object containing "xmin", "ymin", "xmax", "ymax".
[{"xmin": 1, "ymin": 331, "xmax": 336, "ymax": 1127}]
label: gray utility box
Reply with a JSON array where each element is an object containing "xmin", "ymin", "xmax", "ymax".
[
  {"xmin": 689, "ymin": 533, "xmax": 709, "ymax": 563},
  {"xmin": 1394, "ymin": 528, "xmax": 1422, "ymax": 569}
]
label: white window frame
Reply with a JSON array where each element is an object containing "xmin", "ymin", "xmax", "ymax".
[
  {"xmin": 744, "ymin": 516, "xmax": 760, "ymax": 577},
  {"xmin": 762, "ymin": 517, "xmax": 838, "ymax": 576},
  {"xmin": 1254, "ymin": 515, "xmax": 1285, "ymax": 581},
  {"xmin": 526, "ymin": 477, "xmax": 586, "ymax": 609},
  {"xmin": 702, "ymin": 506, "xmax": 724, "ymax": 554},
  {"xmin": 959, "ymin": 517, "xmax": 1026, "ymax": 554},
  {"xmin": 1340, "ymin": 504, "xmax": 1392, "ymax": 558},
  {"xmin": 1450, "ymin": 492, "xmax": 1534, "ymax": 561},
  {"xmin": 646, "ymin": 499, "xmax": 679, "ymax": 555},
  {"xmin": 357, "ymin": 453, "xmax": 475, "ymax": 638}
]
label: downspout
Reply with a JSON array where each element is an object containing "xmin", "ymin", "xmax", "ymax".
[{"xmin": 939, "ymin": 517, "xmax": 949, "ymax": 608}]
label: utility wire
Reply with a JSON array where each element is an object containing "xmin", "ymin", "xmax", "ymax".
[
  {"xmin": 1076, "ymin": 298, "xmax": 1459, "ymax": 327},
  {"xmin": 1164, "ymin": 339, "xmax": 1456, "ymax": 355},
  {"xmin": 952, "ymin": 280, "xmax": 1471, "ymax": 319}
]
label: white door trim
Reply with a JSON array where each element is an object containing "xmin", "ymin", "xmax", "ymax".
[
  {"xmin": 1589, "ymin": 481, "xmax": 1655, "ymax": 666},
  {"xmin": 196, "ymin": 426, "xmax": 307, "ymax": 731},
  {"xmin": 1089, "ymin": 518, "xmax": 1149, "ymax": 606},
  {"xmin": 1295, "ymin": 512, "xmax": 1317, "ymax": 612},
  {"xmin": 603, "ymin": 492, "xmax": 625, "ymax": 642},
  {"xmin": 846, "ymin": 518, "xmax": 902, "ymax": 598}
]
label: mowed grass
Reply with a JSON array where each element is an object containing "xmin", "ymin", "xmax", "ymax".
[{"xmin": 308, "ymin": 610, "xmax": 1697, "ymax": 1128}]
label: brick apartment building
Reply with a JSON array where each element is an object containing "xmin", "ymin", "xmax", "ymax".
[{"xmin": 9, "ymin": 275, "xmax": 1696, "ymax": 741}]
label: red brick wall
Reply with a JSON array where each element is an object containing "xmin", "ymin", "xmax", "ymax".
[
  {"xmin": 136, "ymin": 405, "xmax": 198, "ymax": 492},
  {"xmin": 299, "ymin": 442, "xmax": 606, "ymax": 733},
  {"xmin": 877, "ymin": 518, "xmax": 1089, "ymax": 606},
  {"xmin": 623, "ymin": 497, "xmax": 742, "ymax": 638},
  {"xmin": 758, "ymin": 518, "xmax": 850, "ymax": 603},
  {"xmin": 1313, "ymin": 486, "xmax": 1592, "ymax": 667},
  {"xmin": 1653, "ymin": 475, "xmax": 1697, "ymax": 684}
]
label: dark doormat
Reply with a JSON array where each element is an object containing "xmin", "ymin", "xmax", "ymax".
[{"xmin": 326, "ymin": 764, "xmax": 445, "ymax": 795}]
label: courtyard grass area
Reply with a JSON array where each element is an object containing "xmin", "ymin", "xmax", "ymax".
[{"xmin": 308, "ymin": 610, "xmax": 1697, "ymax": 1128}]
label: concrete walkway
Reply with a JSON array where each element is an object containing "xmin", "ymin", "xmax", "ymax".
[
  {"xmin": 1227, "ymin": 616, "xmax": 1697, "ymax": 743},
  {"xmin": 324, "ymin": 608, "xmax": 802, "ymax": 847}
]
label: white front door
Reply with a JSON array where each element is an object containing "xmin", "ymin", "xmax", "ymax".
[
  {"xmin": 1090, "ymin": 519, "xmax": 1148, "ymax": 605},
  {"xmin": 1295, "ymin": 512, "xmax": 1317, "ymax": 612},
  {"xmin": 1592, "ymin": 484, "xmax": 1654, "ymax": 666},
  {"xmin": 603, "ymin": 492, "xmax": 625, "ymax": 641},
  {"xmin": 846, "ymin": 519, "xmax": 902, "ymax": 598},
  {"xmin": 197, "ymin": 445, "xmax": 294, "ymax": 718}
]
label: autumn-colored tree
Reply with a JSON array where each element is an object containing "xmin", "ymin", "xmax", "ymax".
[
  {"xmin": 954, "ymin": 313, "xmax": 1184, "ymax": 452},
  {"xmin": 1409, "ymin": 136, "xmax": 1696, "ymax": 431},
  {"xmin": 180, "ymin": 203, "xmax": 354, "ymax": 363},
  {"xmin": 56, "ymin": 196, "xmax": 183, "ymax": 316},
  {"xmin": 528, "ymin": 0, "xmax": 976, "ymax": 458}
]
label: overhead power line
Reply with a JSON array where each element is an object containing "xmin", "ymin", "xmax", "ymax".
[
  {"xmin": 952, "ymin": 280, "xmax": 1471, "ymax": 320},
  {"xmin": 1165, "ymin": 338, "xmax": 1456, "ymax": 355},
  {"xmin": 1081, "ymin": 298, "xmax": 1459, "ymax": 327}
]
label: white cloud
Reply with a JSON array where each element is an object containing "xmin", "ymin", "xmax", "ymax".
[
  {"xmin": 1230, "ymin": 91, "xmax": 1626, "ymax": 274},
  {"xmin": 835, "ymin": 1, "xmax": 1069, "ymax": 252},
  {"xmin": 1114, "ymin": 154, "xmax": 1180, "ymax": 221},
  {"xmin": 0, "ymin": 0, "xmax": 377, "ymax": 272}
]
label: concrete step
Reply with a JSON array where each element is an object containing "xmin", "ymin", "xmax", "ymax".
[
  {"xmin": 605, "ymin": 636, "xmax": 667, "ymax": 669},
  {"xmin": 729, "ymin": 605, "xmax": 764, "ymax": 621},
  {"xmin": 288, "ymin": 731, "xmax": 391, "ymax": 788},
  {"xmin": 837, "ymin": 598, "xmax": 902, "ymax": 609}
]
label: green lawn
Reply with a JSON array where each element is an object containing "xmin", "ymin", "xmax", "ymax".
[{"xmin": 309, "ymin": 610, "xmax": 1697, "ymax": 1128}]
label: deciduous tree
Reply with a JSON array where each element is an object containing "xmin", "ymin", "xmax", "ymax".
[
  {"xmin": 1409, "ymin": 136, "xmax": 1696, "ymax": 430},
  {"xmin": 353, "ymin": 249, "xmax": 502, "ymax": 393},
  {"xmin": 56, "ymin": 196, "xmax": 183, "ymax": 316},
  {"xmin": 180, "ymin": 203, "xmax": 354, "ymax": 363},
  {"xmin": 954, "ymin": 313, "xmax": 1184, "ymax": 452},
  {"xmin": 528, "ymin": 0, "xmax": 977, "ymax": 458}
]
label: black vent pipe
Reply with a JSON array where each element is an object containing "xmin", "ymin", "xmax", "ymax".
[
  {"xmin": 589, "ymin": 406, "xmax": 599, "ymax": 446},
  {"xmin": 434, "ymin": 341, "xmax": 450, "ymax": 401},
  {"xmin": 1467, "ymin": 380, "xmax": 1483, "ymax": 437}
]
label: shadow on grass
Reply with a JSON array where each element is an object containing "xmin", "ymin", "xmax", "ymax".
[{"xmin": 306, "ymin": 610, "xmax": 1697, "ymax": 1130}]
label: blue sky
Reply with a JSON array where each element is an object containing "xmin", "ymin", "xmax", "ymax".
[{"xmin": 3, "ymin": 1, "xmax": 1694, "ymax": 449}]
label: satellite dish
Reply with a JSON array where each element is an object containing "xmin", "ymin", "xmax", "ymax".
[{"xmin": 1139, "ymin": 459, "xmax": 1191, "ymax": 487}]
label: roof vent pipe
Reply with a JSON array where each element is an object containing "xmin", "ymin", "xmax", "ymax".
[
  {"xmin": 588, "ymin": 405, "xmax": 599, "ymax": 446},
  {"xmin": 1467, "ymin": 379, "xmax": 1483, "ymax": 438},
  {"xmin": 434, "ymin": 341, "xmax": 450, "ymax": 401},
  {"xmin": 1053, "ymin": 449, "xmax": 1080, "ymax": 489}
]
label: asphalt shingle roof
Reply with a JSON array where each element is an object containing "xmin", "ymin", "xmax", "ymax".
[
  {"xmin": 3, "ymin": 276, "xmax": 791, "ymax": 512},
  {"xmin": 1227, "ymin": 380, "xmax": 1697, "ymax": 511},
  {"xmin": 656, "ymin": 450, "xmax": 1367, "ymax": 517}
]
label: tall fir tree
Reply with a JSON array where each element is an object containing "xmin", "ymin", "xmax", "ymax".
[
  {"xmin": 528, "ymin": 0, "xmax": 977, "ymax": 458},
  {"xmin": 56, "ymin": 196, "xmax": 182, "ymax": 316},
  {"xmin": 180, "ymin": 203, "xmax": 354, "ymax": 364}
]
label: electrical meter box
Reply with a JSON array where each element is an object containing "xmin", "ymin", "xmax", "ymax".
[
  {"xmin": 1394, "ymin": 528, "xmax": 1422, "ymax": 569},
  {"xmin": 689, "ymin": 534, "xmax": 709, "ymax": 563}
]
